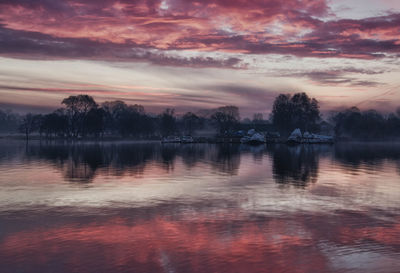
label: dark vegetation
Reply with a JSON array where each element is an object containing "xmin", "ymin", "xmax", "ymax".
[
  {"xmin": 271, "ymin": 92, "xmax": 320, "ymax": 135},
  {"xmin": 0, "ymin": 93, "xmax": 399, "ymax": 140},
  {"xmin": 330, "ymin": 107, "xmax": 400, "ymax": 140}
]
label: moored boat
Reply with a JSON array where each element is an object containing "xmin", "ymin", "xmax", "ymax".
[
  {"xmin": 161, "ymin": 136, "xmax": 181, "ymax": 143},
  {"xmin": 181, "ymin": 135, "xmax": 194, "ymax": 143},
  {"xmin": 240, "ymin": 129, "xmax": 265, "ymax": 145},
  {"xmin": 287, "ymin": 129, "xmax": 334, "ymax": 144}
]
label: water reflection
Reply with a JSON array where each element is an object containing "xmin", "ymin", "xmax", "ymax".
[
  {"xmin": 0, "ymin": 206, "xmax": 399, "ymax": 273},
  {"xmin": 1, "ymin": 141, "xmax": 400, "ymax": 185},
  {"xmin": 0, "ymin": 141, "xmax": 399, "ymax": 273},
  {"xmin": 270, "ymin": 145, "xmax": 320, "ymax": 187},
  {"xmin": 17, "ymin": 142, "xmax": 242, "ymax": 182},
  {"xmin": 334, "ymin": 142, "xmax": 400, "ymax": 174}
]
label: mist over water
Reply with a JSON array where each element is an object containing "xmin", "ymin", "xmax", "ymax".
[{"xmin": 0, "ymin": 141, "xmax": 399, "ymax": 273}]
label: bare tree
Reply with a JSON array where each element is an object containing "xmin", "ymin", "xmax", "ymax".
[
  {"xmin": 211, "ymin": 106, "xmax": 240, "ymax": 134},
  {"xmin": 62, "ymin": 95, "xmax": 97, "ymax": 137},
  {"xmin": 19, "ymin": 113, "xmax": 40, "ymax": 141},
  {"xmin": 252, "ymin": 113, "xmax": 263, "ymax": 124},
  {"xmin": 182, "ymin": 112, "xmax": 201, "ymax": 135}
]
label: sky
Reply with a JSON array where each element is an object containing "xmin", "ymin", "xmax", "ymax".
[{"xmin": 0, "ymin": 0, "xmax": 400, "ymax": 118}]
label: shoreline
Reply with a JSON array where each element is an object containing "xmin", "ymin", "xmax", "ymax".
[{"xmin": 1, "ymin": 135, "xmax": 400, "ymax": 144}]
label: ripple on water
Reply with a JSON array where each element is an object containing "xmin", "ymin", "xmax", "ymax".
[{"xmin": 0, "ymin": 141, "xmax": 399, "ymax": 273}]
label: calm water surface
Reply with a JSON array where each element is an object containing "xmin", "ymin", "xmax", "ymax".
[{"xmin": 0, "ymin": 140, "xmax": 399, "ymax": 273}]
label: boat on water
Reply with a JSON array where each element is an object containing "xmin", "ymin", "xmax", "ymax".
[
  {"xmin": 240, "ymin": 129, "xmax": 265, "ymax": 145},
  {"xmin": 287, "ymin": 128, "xmax": 334, "ymax": 144},
  {"xmin": 161, "ymin": 135, "xmax": 194, "ymax": 143},
  {"xmin": 161, "ymin": 136, "xmax": 181, "ymax": 143},
  {"xmin": 181, "ymin": 135, "xmax": 194, "ymax": 143}
]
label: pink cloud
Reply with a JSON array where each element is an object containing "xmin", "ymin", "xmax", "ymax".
[{"xmin": 0, "ymin": 0, "xmax": 398, "ymax": 62}]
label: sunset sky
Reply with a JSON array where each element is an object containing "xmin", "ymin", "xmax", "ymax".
[{"xmin": 0, "ymin": 0, "xmax": 400, "ymax": 117}]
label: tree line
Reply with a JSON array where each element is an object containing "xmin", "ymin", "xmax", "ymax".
[
  {"xmin": 3, "ymin": 95, "xmax": 245, "ymax": 140},
  {"xmin": 331, "ymin": 107, "xmax": 400, "ymax": 140},
  {"xmin": 1, "ymin": 93, "xmax": 399, "ymax": 140},
  {"xmin": 270, "ymin": 93, "xmax": 400, "ymax": 139}
]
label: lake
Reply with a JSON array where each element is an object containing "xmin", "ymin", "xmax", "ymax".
[{"xmin": 0, "ymin": 140, "xmax": 399, "ymax": 273}]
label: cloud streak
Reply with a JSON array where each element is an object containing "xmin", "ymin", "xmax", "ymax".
[
  {"xmin": 0, "ymin": 0, "xmax": 399, "ymax": 64},
  {"xmin": 278, "ymin": 68, "xmax": 385, "ymax": 87},
  {"xmin": 0, "ymin": 26, "xmax": 247, "ymax": 69},
  {"xmin": 0, "ymin": 0, "xmax": 399, "ymax": 114}
]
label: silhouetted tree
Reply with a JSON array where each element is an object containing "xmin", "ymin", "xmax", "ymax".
[
  {"xmin": 0, "ymin": 109, "xmax": 20, "ymax": 133},
  {"xmin": 19, "ymin": 113, "xmax": 40, "ymax": 141},
  {"xmin": 85, "ymin": 108, "xmax": 106, "ymax": 137},
  {"xmin": 118, "ymin": 105, "xmax": 146, "ymax": 137},
  {"xmin": 360, "ymin": 110, "xmax": 386, "ymax": 138},
  {"xmin": 102, "ymin": 100, "xmax": 127, "ymax": 134},
  {"xmin": 252, "ymin": 113, "xmax": 263, "ymax": 124},
  {"xmin": 387, "ymin": 113, "xmax": 400, "ymax": 136},
  {"xmin": 182, "ymin": 112, "xmax": 201, "ymax": 135},
  {"xmin": 271, "ymin": 92, "xmax": 320, "ymax": 135},
  {"xmin": 4, "ymin": 93, "xmax": 400, "ymax": 141},
  {"xmin": 101, "ymin": 100, "xmax": 149, "ymax": 137},
  {"xmin": 160, "ymin": 108, "xmax": 177, "ymax": 136},
  {"xmin": 331, "ymin": 107, "xmax": 400, "ymax": 139},
  {"xmin": 211, "ymin": 106, "xmax": 240, "ymax": 134},
  {"xmin": 62, "ymin": 95, "xmax": 97, "ymax": 137},
  {"xmin": 41, "ymin": 110, "xmax": 68, "ymax": 138},
  {"xmin": 331, "ymin": 107, "xmax": 360, "ymax": 138}
]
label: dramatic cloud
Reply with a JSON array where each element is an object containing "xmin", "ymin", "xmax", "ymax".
[
  {"xmin": 0, "ymin": 0, "xmax": 399, "ymax": 62},
  {"xmin": 0, "ymin": 0, "xmax": 399, "ymax": 114},
  {"xmin": 0, "ymin": 26, "xmax": 247, "ymax": 69}
]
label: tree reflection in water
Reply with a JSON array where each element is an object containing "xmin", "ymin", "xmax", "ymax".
[
  {"xmin": 211, "ymin": 144, "xmax": 241, "ymax": 175},
  {"xmin": 1, "ymin": 141, "xmax": 400, "ymax": 273},
  {"xmin": 270, "ymin": 144, "xmax": 320, "ymax": 187},
  {"xmin": 334, "ymin": 142, "xmax": 400, "ymax": 172},
  {"xmin": 3, "ymin": 141, "xmax": 400, "ymax": 185}
]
